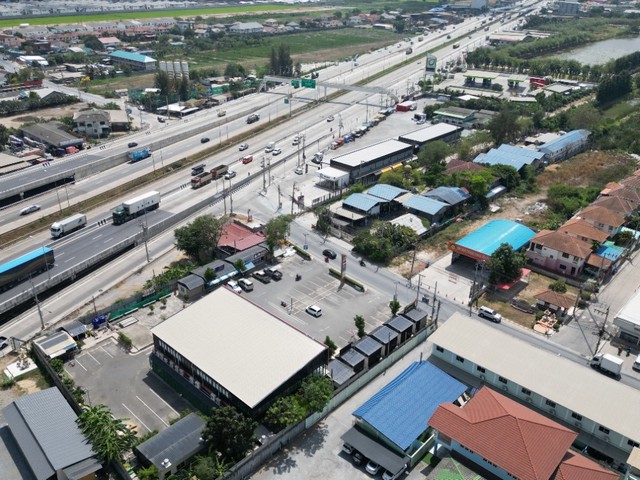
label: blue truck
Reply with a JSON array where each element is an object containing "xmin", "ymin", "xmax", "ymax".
[{"xmin": 128, "ymin": 148, "xmax": 151, "ymax": 162}]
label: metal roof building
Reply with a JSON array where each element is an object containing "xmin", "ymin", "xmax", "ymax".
[
  {"xmin": 430, "ymin": 313, "xmax": 640, "ymax": 464},
  {"xmin": 21, "ymin": 122, "xmax": 83, "ymax": 149},
  {"xmin": 342, "ymin": 193, "xmax": 384, "ymax": 214},
  {"xmin": 539, "ymin": 129, "xmax": 590, "ymax": 163},
  {"xmin": 402, "ymin": 194, "xmax": 449, "ymax": 222},
  {"xmin": 450, "ymin": 219, "xmax": 535, "ymax": 263},
  {"xmin": 151, "ymin": 288, "xmax": 327, "ymax": 416},
  {"xmin": 397, "ymin": 123, "xmax": 462, "ymax": 151},
  {"xmin": 33, "ymin": 331, "xmax": 77, "ymax": 359},
  {"xmin": 474, "ymin": 144, "xmax": 545, "ymax": 171},
  {"xmin": 109, "ymin": 50, "xmax": 156, "ymax": 71},
  {"xmin": 2, "ymin": 388, "xmax": 100, "ymax": 480},
  {"xmin": 353, "ymin": 361, "xmax": 467, "ymax": 454},
  {"xmin": 329, "ymin": 139, "xmax": 413, "ymax": 182},
  {"xmin": 424, "ymin": 186, "xmax": 470, "ymax": 206},
  {"xmin": 366, "ymin": 184, "xmax": 408, "ymax": 202}
]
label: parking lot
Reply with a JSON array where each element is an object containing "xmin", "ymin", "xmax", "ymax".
[
  {"xmin": 66, "ymin": 338, "xmax": 191, "ymax": 434},
  {"xmin": 244, "ymin": 254, "xmax": 394, "ymax": 347}
]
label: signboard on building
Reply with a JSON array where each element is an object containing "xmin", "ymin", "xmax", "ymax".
[{"xmin": 426, "ymin": 55, "xmax": 437, "ymax": 73}]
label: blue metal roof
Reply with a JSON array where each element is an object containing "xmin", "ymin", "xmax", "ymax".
[
  {"xmin": 343, "ymin": 193, "xmax": 383, "ymax": 212},
  {"xmin": 539, "ymin": 129, "xmax": 590, "ymax": 154},
  {"xmin": 109, "ymin": 50, "xmax": 156, "ymax": 63},
  {"xmin": 475, "ymin": 145, "xmax": 543, "ymax": 171},
  {"xmin": 0, "ymin": 247, "xmax": 52, "ymax": 276},
  {"xmin": 596, "ymin": 244, "xmax": 623, "ymax": 261},
  {"xmin": 367, "ymin": 184, "xmax": 408, "ymax": 202},
  {"xmin": 456, "ymin": 219, "xmax": 535, "ymax": 256},
  {"xmin": 353, "ymin": 362, "xmax": 466, "ymax": 451},
  {"xmin": 424, "ymin": 186, "xmax": 470, "ymax": 206},
  {"xmin": 402, "ymin": 195, "xmax": 448, "ymax": 216},
  {"xmin": 497, "ymin": 144, "xmax": 545, "ymax": 160}
]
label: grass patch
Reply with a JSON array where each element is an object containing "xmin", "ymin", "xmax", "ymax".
[
  {"xmin": 17, "ymin": 368, "xmax": 51, "ymax": 390},
  {"xmin": 421, "ymin": 220, "xmax": 467, "ymax": 257},
  {"xmin": 602, "ymin": 100, "xmax": 638, "ymax": 120}
]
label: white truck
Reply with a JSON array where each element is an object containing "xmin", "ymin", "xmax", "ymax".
[
  {"xmin": 50, "ymin": 213, "xmax": 87, "ymax": 238},
  {"xmin": 590, "ymin": 353, "xmax": 623, "ymax": 378},
  {"xmin": 112, "ymin": 191, "xmax": 161, "ymax": 225}
]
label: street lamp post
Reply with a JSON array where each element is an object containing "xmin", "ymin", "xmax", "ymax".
[{"xmin": 139, "ymin": 221, "xmax": 150, "ymax": 263}]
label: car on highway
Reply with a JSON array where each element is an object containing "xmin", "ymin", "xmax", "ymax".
[
  {"xmin": 200, "ymin": 137, "xmax": 210, "ymax": 143},
  {"xmin": 128, "ymin": 142, "xmax": 138, "ymax": 148},
  {"xmin": 20, "ymin": 204, "xmax": 41, "ymax": 215},
  {"xmin": 327, "ymin": 115, "xmax": 334, "ymax": 122},
  {"xmin": 311, "ymin": 152, "xmax": 324, "ymax": 164},
  {"xmin": 227, "ymin": 280, "xmax": 242, "ymax": 294},
  {"xmin": 306, "ymin": 305, "xmax": 322, "ymax": 317},
  {"xmin": 217, "ymin": 110, "xmax": 226, "ymax": 117},
  {"xmin": 292, "ymin": 137, "xmax": 300, "ymax": 146},
  {"xmin": 323, "ymin": 249, "xmax": 337, "ymax": 259},
  {"xmin": 447, "ymin": 34, "xmax": 451, "ymax": 39},
  {"xmin": 224, "ymin": 170, "xmax": 236, "ymax": 180},
  {"xmin": 246, "ymin": 113, "xmax": 260, "ymax": 124},
  {"xmin": 295, "ymin": 166, "xmax": 303, "ymax": 175},
  {"xmin": 239, "ymin": 143, "xmax": 249, "ymax": 151},
  {"xmin": 242, "ymin": 155, "xmax": 253, "ymax": 164},
  {"xmin": 272, "ymin": 147, "xmax": 282, "ymax": 156}
]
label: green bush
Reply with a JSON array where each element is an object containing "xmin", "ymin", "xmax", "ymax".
[
  {"xmin": 535, "ymin": 310, "xmax": 544, "ymax": 321},
  {"xmin": 548, "ymin": 279, "xmax": 567, "ymax": 293},
  {"xmin": 118, "ymin": 332, "xmax": 133, "ymax": 351}
]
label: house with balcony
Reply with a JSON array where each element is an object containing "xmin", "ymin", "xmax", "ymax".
[
  {"xmin": 526, "ymin": 230, "xmax": 592, "ymax": 277},
  {"xmin": 559, "ymin": 217, "xmax": 610, "ymax": 245},
  {"xmin": 576, "ymin": 206, "xmax": 625, "ymax": 237}
]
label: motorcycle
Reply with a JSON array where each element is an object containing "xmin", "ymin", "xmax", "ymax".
[
  {"xmin": 281, "ymin": 300, "xmax": 287, "ymax": 307},
  {"xmin": 359, "ymin": 260, "xmax": 366, "ymax": 267},
  {"xmin": 295, "ymin": 274, "xmax": 302, "ymax": 281}
]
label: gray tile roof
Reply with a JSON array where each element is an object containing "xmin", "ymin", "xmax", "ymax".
[
  {"xmin": 386, "ymin": 315, "xmax": 413, "ymax": 333},
  {"xmin": 2, "ymin": 388, "xmax": 97, "ymax": 480},
  {"xmin": 370, "ymin": 326, "xmax": 399, "ymax": 345},
  {"xmin": 354, "ymin": 336, "xmax": 384, "ymax": 356},
  {"xmin": 328, "ymin": 359, "xmax": 355, "ymax": 386},
  {"xmin": 340, "ymin": 348, "xmax": 366, "ymax": 368}
]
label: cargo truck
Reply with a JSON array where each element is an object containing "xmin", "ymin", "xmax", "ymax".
[
  {"xmin": 590, "ymin": 353, "xmax": 623, "ymax": 378},
  {"xmin": 50, "ymin": 213, "xmax": 87, "ymax": 238},
  {"xmin": 191, "ymin": 171, "xmax": 212, "ymax": 189},
  {"xmin": 112, "ymin": 191, "xmax": 160, "ymax": 225},
  {"xmin": 210, "ymin": 164, "xmax": 229, "ymax": 180},
  {"xmin": 128, "ymin": 148, "xmax": 151, "ymax": 162}
]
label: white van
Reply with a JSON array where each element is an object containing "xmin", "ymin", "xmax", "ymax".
[
  {"xmin": 265, "ymin": 142, "xmax": 275, "ymax": 153},
  {"xmin": 238, "ymin": 278, "xmax": 254, "ymax": 292}
]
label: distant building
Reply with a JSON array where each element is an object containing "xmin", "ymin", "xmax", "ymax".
[
  {"xmin": 228, "ymin": 22, "xmax": 264, "ymax": 34},
  {"xmin": 538, "ymin": 129, "xmax": 590, "ymax": 163},
  {"xmin": 97, "ymin": 36, "xmax": 121, "ymax": 49},
  {"xmin": 73, "ymin": 108, "xmax": 111, "ymax": 138},
  {"xmin": 21, "ymin": 122, "xmax": 83, "ymax": 150},
  {"xmin": 433, "ymin": 106, "xmax": 476, "ymax": 127},
  {"xmin": 557, "ymin": 0, "xmax": 580, "ymax": 15},
  {"xmin": 109, "ymin": 50, "xmax": 156, "ymax": 71}
]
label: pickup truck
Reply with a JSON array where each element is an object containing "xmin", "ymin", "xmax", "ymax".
[{"xmin": 252, "ymin": 270, "xmax": 271, "ymax": 283}]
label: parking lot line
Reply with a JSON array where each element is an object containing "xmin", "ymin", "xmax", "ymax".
[
  {"xmin": 148, "ymin": 388, "xmax": 179, "ymax": 416},
  {"xmin": 86, "ymin": 352, "xmax": 101, "ymax": 365},
  {"xmin": 73, "ymin": 359, "xmax": 87, "ymax": 372},
  {"xmin": 99, "ymin": 345, "xmax": 114, "ymax": 358},
  {"xmin": 136, "ymin": 395, "xmax": 169, "ymax": 427},
  {"xmin": 121, "ymin": 403, "xmax": 151, "ymax": 433}
]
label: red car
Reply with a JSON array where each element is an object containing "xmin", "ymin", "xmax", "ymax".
[{"xmin": 242, "ymin": 155, "xmax": 253, "ymax": 164}]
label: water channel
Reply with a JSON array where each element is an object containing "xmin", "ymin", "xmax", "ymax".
[{"xmin": 548, "ymin": 36, "xmax": 640, "ymax": 65}]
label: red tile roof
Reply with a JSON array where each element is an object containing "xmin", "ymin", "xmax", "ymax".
[
  {"xmin": 445, "ymin": 158, "xmax": 486, "ymax": 175},
  {"xmin": 576, "ymin": 206, "xmax": 625, "ymax": 229},
  {"xmin": 553, "ymin": 450, "xmax": 620, "ymax": 480},
  {"xmin": 429, "ymin": 387, "xmax": 577, "ymax": 480},
  {"xmin": 559, "ymin": 218, "xmax": 609, "ymax": 243},
  {"xmin": 531, "ymin": 230, "xmax": 593, "ymax": 259},
  {"xmin": 218, "ymin": 222, "xmax": 265, "ymax": 251},
  {"xmin": 621, "ymin": 171, "xmax": 640, "ymax": 190},
  {"xmin": 534, "ymin": 290, "xmax": 576, "ymax": 309},
  {"xmin": 591, "ymin": 196, "xmax": 636, "ymax": 217}
]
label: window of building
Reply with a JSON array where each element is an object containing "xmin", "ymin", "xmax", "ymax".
[
  {"xmin": 521, "ymin": 387, "xmax": 532, "ymax": 396},
  {"xmin": 571, "ymin": 412, "xmax": 582, "ymax": 421},
  {"xmin": 535, "ymin": 244, "xmax": 542, "ymax": 250},
  {"xmin": 562, "ymin": 252, "xmax": 569, "ymax": 258},
  {"xmin": 476, "ymin": 366, "xmax": 486, "ymax": 373},
  {"xmin": 498, "ymin": 376, "xmax": 507, "ymax": 384},
  {"xmin": 455, "ymin": 355, "xmax": 464, "ymax": 363},
  {"xmin": 545, "ymin": 399, "xmax": 556, "ymax": 408},
  {"xmin": 559, "ymin": 264, "xmax": 566, "ymax": 270},
  {"xmin": 436, "ymin": 346, "xmax": 444, "ymax": 353},
  {"xmin": 598, "ymin": 426, "xmax": 610, "ymax": 435},
  {"xmin": 628, "ymin": 440, "xmax": 640, "ymax": 448}
]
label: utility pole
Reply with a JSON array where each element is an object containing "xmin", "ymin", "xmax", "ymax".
[
  {"xmin": 415, "ymin": 274, "xmax": 423, "ymax": 304},
  {"xmin": 262, "ymin": 156, "xmax": 267, "ymax": 191},
  {"xmin": 409, "ymin": 244, "xmax": 417, "ymax": 285},
  {"xmin": 29, "ymin": 276, "xmax": 45, "ymax": 330},
  {"xmin": 594, "ymin": 305, "xmax": 610, "ymax": 355},
  {"xmin": 291, "ymin": 183, "xmax": 296, "ymax": 215},
  {"xmin": 435, "ymin": 300, "xmax": 441, "ymax": 329},
  {"xmin": 431, "ymin": 281, "xmax": 438, "ymax": 321},
  {"xmin": 277, "ymin": 185, "xmax": 282, "ymax": 210}
]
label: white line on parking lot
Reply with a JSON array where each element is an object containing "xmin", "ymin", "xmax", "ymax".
[
  {"xmin": 86, "ymin": 352, "xmax": 101, "ymax": 365},
  {"xmin": 148, "ymin": 389, "xmax": 179, "ymax": 415},
  {"xmin": 99, "ymin": 346, "xmax": 113, "ymax": 358},
  {"xmin": 136, "ymin": 396, "xmax": 169, "ymax": 427},
  {"xmin": 74, "ymin": 359, "xmax": 87, "ymax": 371},
  {"xmin": 122, "ymin": 403, "xmax": 151, "ymax": 432}
]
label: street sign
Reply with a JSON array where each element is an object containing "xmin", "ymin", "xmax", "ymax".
[
  {"xmin": 301, "ymin": 78, "xmax": 316, "ymax": 88},
  {"xmin": 291, "ymin": 79, "xmax": 300, "ymax": 88}
]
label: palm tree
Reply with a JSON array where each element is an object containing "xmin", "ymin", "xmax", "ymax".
[{"xmin": 77, "ymin": 404, "xmax": 137, "ymax": 463}]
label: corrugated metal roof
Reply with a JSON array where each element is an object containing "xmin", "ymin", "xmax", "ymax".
[
  {"xmin": 151, "ymin": 288, "xmax": 326, "ymax": 408},
  {"xmin": 331, "ymin": 140, "xmax": 413, "ymax": 169},
  {"xmin": 328, "ymin": 359, "xmax": 355, "ymax": 386},
  {"xmin": 354, "ymin": 336, "xmax": 384, "ymax": 356},
  {"xmin": 177, "ymin": 274, "xmax": 204, "ymax": 290},
  {"xmin": 424, "ymin": 186, "xmax": 470, "ymax": 206},
  {"xmin": 455, "ymin": 219, "xmax": 535, "ymax": 256},
  {"xmin": 2, "ymin": 388, "xmax": 96, "ymax": 479},
  {"xmin": 497, "ymin": 144, "xmax": 545, "ymax": 160},
  {"xmin": 353, "ymin": 362, "xmax": 466, "ymax": 451},
  {"xmin": 366, "ymin": 184, "xmax": 408, "ymax": 201},
  {"xmin": 402, "ymin": 308, "xmax": 427, "ymax": 323},
  {"xmin": 343, "ymin": 193, "xmax": 383, "ymax": 212},
  {"xmin": 430, "ymin": 313, "xmax": 640, "ymax": 445},
  {"xmin": 402, "ymin": 195, "xmax": 449, "ymax": 216},
  {"xmin": 398, "ymin": 123, "xmax": 461, "ymax": 144},
  {"xmin": 370, "ymin": 326, "xmax": 399, "ymax": 345},
  {"xmin": 61, "ymin": 320, "xmax": 88, "ymax": 339},
  {"xmin": 474, "ymin": 145, "xmax": 542, "ymax": 171},
  {"xmin": 340, "ymin": 348, "xmax": 366, "ymax": 367},
  {"xmin": 136, "ymin": 413, "xmax": 206, "ymax": 469},
  {"xmin": 109, "ymin": 50, "xmax": 156, "ymax": 63},
  {"xmin": 539, "ymin": 129, "xmax": 590, "ymax": 154},
  {"xmin": 385, "ymin": 315, "xmax": 413, "ymax": 333}
]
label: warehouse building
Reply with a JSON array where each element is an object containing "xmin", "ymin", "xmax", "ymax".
[
  {"xmin": 538, "ymin": 129, "xmax": 590, "ymax": 163},
  {"xmin": 430, "ymin": 313, "xmax": 640, "ymax": 466},
  {"xmin": 150, "ymin": 288, "xmax": 328, "ymax": 417},
  {"xmin": 109, "ymin": 50, "xmax": 156, "ymax": 71},
  {"xmin": 397, "ymin": 123, "xmax": 462, "ymax": 152},
  {"xmin": 21, "ymin": 122, "xmax": 83, "ymax": 150}
]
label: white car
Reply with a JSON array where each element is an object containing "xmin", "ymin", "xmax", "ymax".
[
  {"xmin": 365, "ymin": 460, "xmax": 380, "ymax": 475},
  {"xmin": 227, "ymin": 280, "xmax": 242, "ymax": 294},
  {"xmin": 327, "ymin": 115, "xmax": 334, "ymax": 122},
  {"xmin": 294, "ymin": 166, "xmax": 303, "ymax": 175},
  {"xmin": 239, "ymin": 143, "xmax": 249, "ymax": 151},
  {"xmin": 272, "ymin": 147, "xmax": 282, "ymax": 156},
  {"xmin": 306, "ymin": 305, "xmax": 322, "ymax": 317},
  {"xmin": 224, "ymin": 171, "xmax": 236, "ymax": 180},
  {"xmin": 20, "ymin": 204, "xmax": 41, "ymax": 215}
]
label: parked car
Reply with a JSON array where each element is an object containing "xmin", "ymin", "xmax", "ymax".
[
  {"xmin": 264, "ymin": 266, "xmax": 283, "ymax": 281},
  {"xmin": 294, "ymin": 166, "xmax": 304, "ymax": 175},
  {"xmin": 306, "ymin": 305, "xmax": 322, "ymax": 317},
  {"xmin": 238, "ymin": 278, "xmax": 254, "ymax": 292},
  {"xmin": 20, "ymin": 204, "xmax": 40, "ymax": 215},
  {"xmin": 157, "ymin": 116, "xmax": 165, "ymax": 123},
  {"xmin": 200, "ymin": 137, "xmax": 210, "ymax": 143},
  {"xmin": 239, "ymin": 143, "xmax": 249, "ymax": 151},
  {"xmin": 323, "ymin": 249, "xmax": 337, "ymax": 259},
  {"xmin": 128, "ymin": 142, "xmax": 138, "ymax": 148},
  {"xmin": 242, "ymin": 155, "xmax": 253, "ymax": 164},
  {"xmin": 633, "ymin": 356, "xmax": 640, "ymax": 372},
  {"xmin": 352, "ymin": 451, "xmax": 364, "ymax": 465},
  {"xmin": 478, "ymin": 306, "xmax": 502, "ymax": 323},
  {"xmin": 0, "ymin": 336, "xmax": 9, "ymax": 351},
  {"xmin": 224, "ymin": 170, "xmax": 236, "ymax": 180},
  {"xmin": 227, "ymin": 280, "xmax": 242, "ymax": 294},
  {"xmin": 382, "ymin": 470, "xmax": 395, "ymax": 480},
  {"xmin": 342, "ymin": 443, "xmax": 354, "ymax": 455},
  {"xmin": 366, "ymin": 461, "xmax": 380, "ymax": 475},
  {"xmin": 253, "ymin": 270, "xmax": 271, "ymax": 283}
]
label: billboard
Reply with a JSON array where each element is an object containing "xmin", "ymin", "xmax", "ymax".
[{"xmin": 426, "ymin": 55, "xmax": 437, "ymax": 73}]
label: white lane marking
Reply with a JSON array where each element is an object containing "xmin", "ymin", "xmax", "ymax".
[
  {"xmin": 121, "ymin": 403, "xmax": 151, "ymax": 432},
  {"xmin": 103, "ymin": 237, "xmax": 113, "ymax": 244},
  {"xmin": 92, "ymin": 234, "xmax": 102, "ymax": 240},
  {"xmin": 74, "ymin": 359, "xmax": 87, "ymax": 371},
  {"xmin": 86, "ymin": 352, "xmax": 101, "ymax": 365},
  {"xmin": 64, "ymin": 257, "xmax": 76, "ymax": 263},
  {"xmin": 136, "ymin": 396, "xmax": 169, "ymax": 427},
  {"xmin": 148, "ymin": 388, "xmax": 179, "ymax": 415},
  {"xmin": 100, "ymin": 345, "xmax": 114, "ymax": 358}
]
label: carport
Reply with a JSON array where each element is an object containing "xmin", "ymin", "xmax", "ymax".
[{"xmin": 341, "ymin": 427, "xmax": 407, "ymax": 477}]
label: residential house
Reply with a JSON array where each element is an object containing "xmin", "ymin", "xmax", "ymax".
[
  {"xmin": 424, "ymin": 186, "xmax": 471, "ymax": 213},
  {"xmin": 402, "ymin": 195, "xmax": 449, "ymax": 223},
  {"xmin": 559, "ymin": 218, "xmax": 609, "ymax": 244},
  {"xmin": 228, "ymin": 22, "xmax": 264, "ymax": 34},
  {"xmin": 534, "ymin": 289, "xmax": 576, "ymax": 315},
  {"xmin": 444, "ymin": 158, "xmax": 486, "ymax": 176},
  {"xmin": 538, "ymin": 129, "xmax": 590, "ymax": 163},
  {"xmin": 600, "ymin": 183, "xmax": 640, "ymax": 206},
  {"xmin": 526, "ymin": 230, "xmax": 593, "ymax": 277},
  {"xmin": 576, "ymin": 206, "xmax": 625, "ymax": 236},
  {"xmin": 73, "ymin": 109, "xmax": 111, "ymax": 138},
  {"xmin": 429, "ymin": 387, "xmax": 619, "ymax": 480},
  {"xmin": 97, "ymin": 36, "xmax": 121, "ymax": 49},
  {"xmin": 591, "ymin": 195, "xmax": 637, "ymax": 218}
]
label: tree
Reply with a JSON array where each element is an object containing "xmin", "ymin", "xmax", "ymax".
[
  {"xmin": 324, "ymin": 336, "xmax": 337, "ymax": 357},
  {"xmin": 77, "ymin": 404, "xmax": 137, "ymax": 463},
  {"xmin": 202, "ymin": 405, "xmax": 256, "ymax": 463},
  {"xmin": 298, "ymin": 375, "xmax": 333, "ymax": 413},
  {"xmin": 420, "ymin": 140, "xmax": 450, "ymax": 186},
  {"xmin": 277, "ymin": 44, "xmax": 293, "ymax": 77},
  {"xmin": 154, "ymin": 70, "xmax": 171, "ymax": 98},
  {"xmin": 264, "ymin": 396, "xmax": 305, "ymax": 431},
  {"xmin": 389, "ymin": 299, "xmax": 401, "ymax": 316},
  {"xmin": 174, "ymin": 215, "xmax": 224, "ymax": 263},
  {"xmin": 82, "ymin": 35, "xmax": 103, "ymax": 51},
  {"xmin": 487, "ymin": 107, "xmax": 521, "ymax": 145},
  {"xmin": 487, "ymin": 243, "xmax": 525, "ymax": 285},
  {"xmin": 179, "ymin": 76, "xmax": 190, "ymax": 101},
  {"xmin": 264, "ymin": 215, "xmax": 292, "ymax": 255},
  {"xmin": 354, "ymin": 314, "xmax": 366, "ymax": 338},
  {"xmin": 549, "ymin": 279, "xmax": 567, "ymax": 293},
  {"xmin": 315, "ymin": 206, "xmax": 332, "ymax": 236}
]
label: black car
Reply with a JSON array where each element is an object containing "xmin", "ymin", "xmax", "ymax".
[
  {"xmin": 246, "ymin": 114, "xmax": 260, "ymax": 124},
  {"xmin": 322, "ymin": 249, "xmax": 337, "ymax": 259},
  {"xmin": 128, "ymin": 142, "xmax": 138, "ymax": 148},
  {"xmin": 200, "ymin": 137, "xmax": 210, "ymax": 143}
]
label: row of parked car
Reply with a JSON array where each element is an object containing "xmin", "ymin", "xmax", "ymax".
[
  {"xmin": 342, "ymin": 443, "xmax": 394, "ymax": 479},
  {"xmin": 227, "ymin": 266, "xmax": 283, "ymax": 293}
]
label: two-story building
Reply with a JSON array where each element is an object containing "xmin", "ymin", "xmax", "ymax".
[
  {"xmin": 526, "ymin": 229, "xmax": 592, "ymax": 277},
  {"xmin": 576, "ymin": 206, "xmax": 625, "ymax": 236},
  {"xmin": 72, "ymin": 109, "xmax": 111, "ymax": 138}
]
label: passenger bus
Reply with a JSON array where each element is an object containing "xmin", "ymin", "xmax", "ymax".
[{"xmin": 0, "ymin": 247, "xmax": 54, "ymax": 292}]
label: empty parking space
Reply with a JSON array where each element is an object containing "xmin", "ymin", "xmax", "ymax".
[{"xmin": 66, "ymin": 339, "xmax": 190, "ymax": 434}]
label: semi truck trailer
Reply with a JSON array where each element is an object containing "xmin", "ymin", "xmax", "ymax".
[{"xmin": 112, "ymin": 191, "xmax": 160, "ymax": 225}]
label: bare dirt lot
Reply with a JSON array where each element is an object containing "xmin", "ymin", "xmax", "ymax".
[{"xmin": 2, "ymin": 102, "xmax": 90, "ymax": 129}]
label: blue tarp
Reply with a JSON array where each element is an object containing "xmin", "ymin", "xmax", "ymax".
[{"xmin": 353, "ymin": 362, "xmax": 466, "ymax": 451}]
